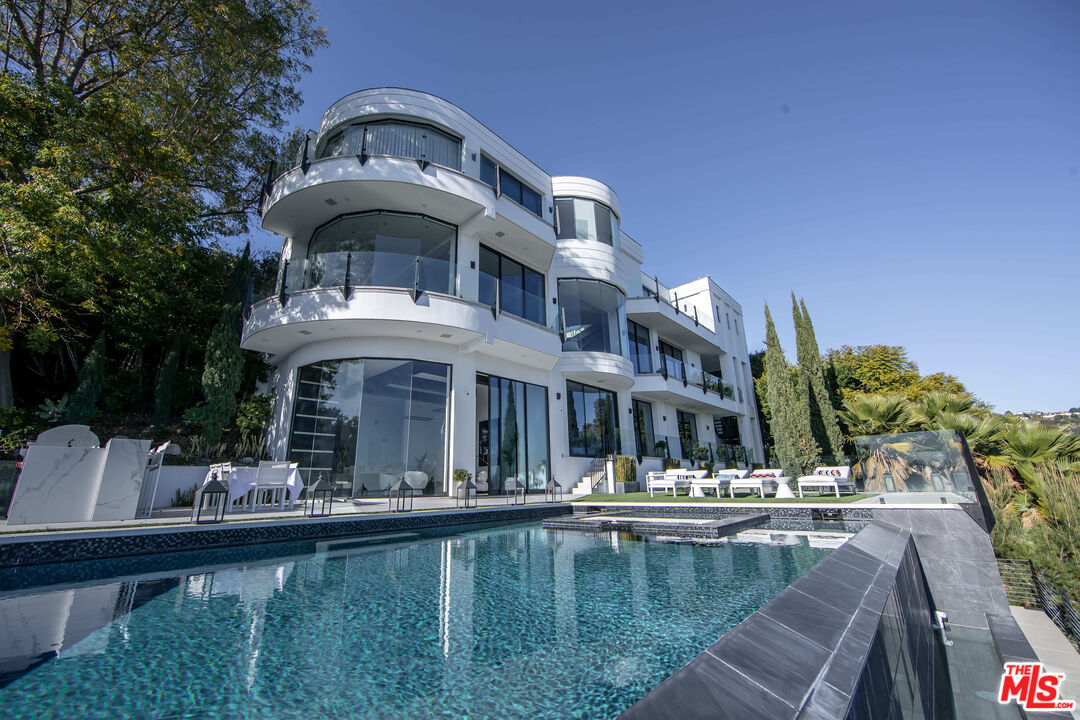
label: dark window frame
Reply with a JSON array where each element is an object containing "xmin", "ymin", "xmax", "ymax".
[
  {"xmin": 566, "ymin": 379, "xmax": 620, "ymax": 458},
  {"xmin": 479, "ymin": 154, "xmax": 543, "ymax": 218},
  {"xmin": 478, "ymin": 244, "xmax": 546, "ymax": 326}
]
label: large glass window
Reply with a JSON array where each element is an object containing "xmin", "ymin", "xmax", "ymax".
[
  {"xmin": 316, "ymin": 120, "xmax": 462, "ymax": 170},
  {"xmin": 479, "ymin": 156, "xmax": 542, "ymax": 217},
  {"xmin": 628, "ymin": 320, "xmax": 652, "ymax": 374},
  {"xmin": 567, "ymin": 380, "xmax": 619, "ymax": 457},
  {"xmin": 478, "ymin": 245, "xmax": 545, "ymax": 325},
  {"xmin": 677, "ymin": 409, "xmax": 698, "ymax": 460},
  {"xmin": 632, "ymin": 399, "xmax": 657, "ymax": 457},
  {"xmin": 559, "ymin": 279, "xmax": 627, "ymax": 355},
  {"xmin": 303, "ymin": 211, "xmax": 455, "ymax": 295},
  {"xmin": 477, "ymin": 374, "xmax": 549, "ymax": 494},
  {"xmin": 288, "ymin": 359, "xmax": 451, "ymax": 497},
  {"xmin": 659, "ymin": 339, "xmax": 685, "ymax": 381},
  {"xmin": 555, "ymin": 197, "xmax": 619, "ymax": 246}
]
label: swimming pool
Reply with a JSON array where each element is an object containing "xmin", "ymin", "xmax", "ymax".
[{"xmin": 0, "ymin": 521, "xmax": 833, "ymax": 719}]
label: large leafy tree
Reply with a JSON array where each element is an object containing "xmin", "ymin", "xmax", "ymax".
[
  {"xmin": 0, "ymin": 0, "xmax": 326, "ymax": 406},
  {"xmin": 763, "ymin": 304, "xmax": 820, "ymax": 477},
  {"xmin": 793, "ymin": 296, "xmax": 845, "ymax": 464}
]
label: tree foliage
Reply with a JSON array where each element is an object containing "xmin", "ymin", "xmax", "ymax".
[
  {"xmin": 824, "ymin": 345, "xmax": 970, "ymax": 402},
  {"xmin": 0, "ymin": 0, "xmax": 326, "ymax": 404},
  {"xmin": 65, "ymin": 332, "xmax": 105, "ymax": 423},
  {"xmin": 763, "ymin": 304, "xmax": 820, "ymax": 476},
  {"xmin": 197, "ymin": 306, "xmax": 244, "ymax": 445}
]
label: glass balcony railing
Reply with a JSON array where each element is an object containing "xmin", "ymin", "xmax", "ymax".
[{"xmin": 635, "ymin": 435, "xmax": 748, "ymax": 467}]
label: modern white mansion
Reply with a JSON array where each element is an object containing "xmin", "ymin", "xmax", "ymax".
[{"xmin": 242, "ymin": 88, "xmax": 764, "ymax": 498}]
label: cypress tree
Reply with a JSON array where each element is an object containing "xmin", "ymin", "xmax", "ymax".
[
  {"xmin": 200, "ymin": 306, "xmax": 244, "ymax": 445},
  {"xmin": 764, "ymin": 304, "xmax": 820, "ymax": 477},
  {"xmin": 794, "ymin": 296, "xmax": 846, "ymax": 464},
  {"xmin": 152, "ymin": 347, "xmax": 180, "ymax": 428},
  {"xmin": 66, "ymin": 333, "xmax": 106, "ymax": 424}
]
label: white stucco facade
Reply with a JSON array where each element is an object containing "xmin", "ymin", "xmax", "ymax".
[{"xmin": 242, "ymin": 88, "xmax": 764, "ymax": 497}]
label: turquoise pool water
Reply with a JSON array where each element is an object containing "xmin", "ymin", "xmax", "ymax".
[{"xmin": 0, "ymin": 522, "xmax": 832, "ymax": 719}]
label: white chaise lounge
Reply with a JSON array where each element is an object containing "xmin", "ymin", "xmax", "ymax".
[
  {"xmin": 690, "ymin": 469, "xmax": 749, "ymax": 497},
  {"xmin": 646, "ymin": 469, "xmax": 708, "ymax": 498},
  {"xmin": 797, "ymin": 466, "xmax": 855, "ymax": 497},
  {"xmin": 729, "ymin": 469, "xmax": 787, "ymax": 498}
]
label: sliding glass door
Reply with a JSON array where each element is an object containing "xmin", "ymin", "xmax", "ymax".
[{"xmin": 477, "ymin": 374, "xmax": 549, "ymax": 494}]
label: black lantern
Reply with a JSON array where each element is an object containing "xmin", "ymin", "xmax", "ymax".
[
  {"xmin": 389, "ymin": 476, "xmax": 414, "ymax": 513},
  {"xmin": 456, "ymin": 477, "xmax": 477, "ymax": 508},
  {"xmin": 192, "ymin": 475, "xmax": 229, "ymax": 524},
  {"xmin": 505, "ymin": 477, "xmax": 526, "ymax": 505},
  {"xmin": 306, "ymin": 472, "xmax": 334, "ymax": 517},
  {"xmin": 545, "ymin": 477, "xmax": 563, "ymax": 504}
]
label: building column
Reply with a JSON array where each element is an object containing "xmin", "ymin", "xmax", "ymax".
[{"xmin": 449, "ymin": 354, "xmax": 478, "ymax": 496}]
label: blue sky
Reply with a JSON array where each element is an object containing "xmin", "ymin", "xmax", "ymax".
[{"xmin": 246, "ymin": 0, "xmax": 1080, "ymax": 413}]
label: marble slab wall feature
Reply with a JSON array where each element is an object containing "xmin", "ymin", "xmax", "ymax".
[
  {"xmin": 6, "ymin": 446, "xmax": 107, "ymax": 525},
  {"xmin": 154, "ymin": 466, "xmax": 210, "ymax": 509},
  {"xmin": 91, "ymin": 439, "xmax": 151, "ymax": 522}
]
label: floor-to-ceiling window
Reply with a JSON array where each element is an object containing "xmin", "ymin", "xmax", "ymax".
[
  {"xmin": 288, "ymin": 359, "xmax": 451, "ymax": 497},
  {"xmin": 476, "ymin": 374, "xmax": 549, "ymax": 494},
  {"xmin": 567, "ymin": 380, "xmax": 619, "ymax": 457},
  {"xmin": 558, "ymin": 279, "xmax": 627, "ymax": 355},
  {"xmin": 627, "ymin": 320, "xmax": 652, "ymax": 374},
  {"xmin": 632, "ymin": 398, "xmax": 657, "ymax": 457},
  {"xmin": 677, "ymin": 409, "xmax": 698, "ymax": 460}
]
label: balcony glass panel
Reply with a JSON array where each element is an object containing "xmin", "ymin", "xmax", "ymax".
[
  {"xmin": 500, "ymin": 257, "xmax": 524, "ymax": 319},
  {"xmin": 315, "ymin": 121, "xmax": 461, "ymax": 170},
  {"xmin": 478, "ymin": 246, "xmax": 499, "ymax": 308},
  {"xmin": 302, "ymin": 211, "xmax": 455, "ymax": 295},
  {"xmin": 559, "ymin": 278, "xmax": 626, "ymax": 355}
]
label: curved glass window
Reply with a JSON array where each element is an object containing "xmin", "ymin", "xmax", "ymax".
[
  {"xmin": 302, "ymin": 211, "xmax": 455, "ymax": 294},
  {"xmin": 558, "ymin": 279, "xmax": 627, "ymax": 355},
  {"xmin": 317, "ymin": 120, "xmax": 462, "ymax": 171},
  {"xmin": 555, "ymin": 197, "xmax": 618, "ymax": 246},
  {"xmin": 288, "ymin": 359, "xmax": 451, "ymax": 497}
]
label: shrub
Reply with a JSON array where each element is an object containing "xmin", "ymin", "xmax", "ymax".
[
  {"xmin": 984, "ymin": 464, "xmax": 1080, "ymax": 603},
  {"xmin": 66, "ymin": 333, "xmax": 107, "ymax": 424},
  {"xmin": 615, "ymin": 456, "xmax": 636, "ymax": 485},
  {"xmin": 0, "ymin": 407, "xmax": 45, "ymax": 456},
  {"xmin": 198, "ymin": 306, "xmax": 244, "ymax": 444},
  {"xmin": 172, "ymin": 485, "xmax": 198, "ymax": 507},
  {"xmin": 453, "ymin": 468, "xmax": 472, "ymax": 487},
  {"xmin": 662, "ymin": 457, "xmax": 682, "ymax": 470}
]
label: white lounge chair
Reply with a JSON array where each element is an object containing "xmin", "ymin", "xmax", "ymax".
[
  {"xmin": 797, "ymin": 466, "xmax": 855, "ymax": 497},
  {"xmin": 249, "ymin": 461, "xmax": 295, "ymax": 511},
  {"xmin": 689, "ymin": 469, "xmax": 748, "ymax": 497},
  {"xmin": 730, "ymin": 469, "xmax": 787, "ymax": 498},
  {"xmin": 646, "ymin": 469, "xmax": 707, "ymax": 498}
]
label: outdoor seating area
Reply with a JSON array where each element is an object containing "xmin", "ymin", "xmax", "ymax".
[{"xmin": 796, "ymin": 466, "xmax": 857, "ymax": 498}]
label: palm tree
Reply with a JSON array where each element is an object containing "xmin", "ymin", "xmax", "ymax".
[
  {"xmin": 910, "ymin": 391, "xmax": 977, "ymax": 428},
  {"xmin": 998, "ymin": 423, "xmax": 1080, "ymax": 515},
  {"xmin": 839, "ymin": 394, "xmax": 913, "ymax": 437}
]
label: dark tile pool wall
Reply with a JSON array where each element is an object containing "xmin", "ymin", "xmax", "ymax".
[
  {"xmin": 843, "ymin": 537, "xmax": 951, "ymax": 720},
  {"xmin": 0, "ymin": 504, "xmax": 572, "ymax": 568}
]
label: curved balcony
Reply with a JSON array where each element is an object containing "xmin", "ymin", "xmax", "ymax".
[
  {"xmin": 261, "ymin": 155, "xmax": 490, "ymax": 243},
  {"xmin": 558, "ymin": 352, "xmax": 635, "ymax": 392},
  {"xmin": 241, "ymin": 286, "xmax": 561, "ymax": 368}
]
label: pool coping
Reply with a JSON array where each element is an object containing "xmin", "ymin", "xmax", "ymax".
[
  {"xmin": 0, "ymin": 503, "xmax": 573, "ymax": 568},
  {"xmin": 618, "ymin": 508, "xmax": 1070, "ymax": 720}
]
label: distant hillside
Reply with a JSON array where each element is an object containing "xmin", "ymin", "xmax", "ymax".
[{"xmin": 1009, "ymin": 409, "xmax": 1080, "ymax": 436}]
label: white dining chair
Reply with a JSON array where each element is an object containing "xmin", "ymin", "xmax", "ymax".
[{"xmin": 250, "ymin": 461, "xmax": 293, "ymax": 511}]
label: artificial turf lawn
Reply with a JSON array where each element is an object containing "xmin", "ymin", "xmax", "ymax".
[{"xmin": 575, "ymin": 492, "xmax": 871, "ymax": 504}]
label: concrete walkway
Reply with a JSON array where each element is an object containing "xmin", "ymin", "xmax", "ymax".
[{"xmin": 1012, "ymin": 606, "xmax": 1080, "ymax": 718}]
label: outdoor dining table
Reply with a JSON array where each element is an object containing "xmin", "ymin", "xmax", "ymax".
[{"xmin": 201, "ymin": 466, "xmax": 305, "ymax": 508}]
